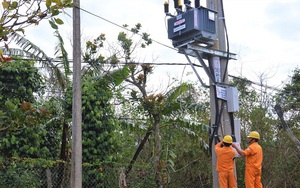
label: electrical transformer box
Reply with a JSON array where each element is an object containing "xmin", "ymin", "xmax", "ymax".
[
  {"xmin": 167, "ymin": 7, "xmax": 217, "ymax": 47},
  {"xmin": 226, "ymin": 87, "xmax": 239, "ymax": 112}
]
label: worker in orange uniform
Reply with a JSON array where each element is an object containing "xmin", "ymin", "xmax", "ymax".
[
  {"xmin": 214, "ymin": 135, "xmax": 237, "ymax": 188},
  {"xmin": 232, "ymin": 131, "xmax": 263, "ymax": 188}
]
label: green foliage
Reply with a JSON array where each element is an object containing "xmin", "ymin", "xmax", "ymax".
[
  {"xmin": 119, "ymin": 78, "xmax": 212, "ymax": 185},
  {"xmin": 0, "ymin": 59, "xmax": 61, "ymax": 159},
  {"xmin": 269, "ymin": 68, "xmax": 300, "ymax": 187},
  {"xmin": 118, "ymin": 24, "xmax": 152, "ymax": 61},
  {"xmin": 0, "ymin": 158, "xmax": 68, "ymax": 187},
  {"xmin": 0, "ymin": 59, "xmax": 44, "ymax": 104},
  {"xmin": 2, "ymin": 18, "xmax": 300, "ymax": 187},
  {"xmin": 162, "ymin": 82, "xmax": 193, "ymax": 115},
  {"xmin": 0, "ymin": 165, "xmax": 43, "ymax": 187},
  {"xmin": 230, "ymin": 74, "xmax": 300, "ymax": 187},
  {"xmin": 158, "ymin": 119, "xmax": 212, "ymax": 187},
  {"xmin": 277, "ymin": 68, "xmax": 300, "ymax": 126},
  {"xmin": 0, "ymin": 158, "xmax": 157, "ymax": 187},
  {"xmin": 83, "ymin": 34, "xmax": 106, "ymax": 64},
  {"xmin": 0, "ymin": 0, "xmax": 73, "ymax": 42},
  {"xmin": 80, "ymin": 76, "xmax": 122, "ymax": 163},
  {"xmin": 0, "ymin": 59, "xmax": 45, "ymax": 131},
  {"xmin": 0, "ymin": 100, "xmax": 61, "ymax": 159},
  {"xmin": 79, "ymin": 31, "xmax": 132, "ymax": 164},
  {"xmin": 118, "ymin": 31, "xmax": 133, "ymax": 61}
]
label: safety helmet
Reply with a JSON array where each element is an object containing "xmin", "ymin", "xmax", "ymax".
[
  {"xmin": 247, "ymin": 131, "xmax": 260, "ymax": 139},
  {"xmin": 222, "ymin": 135, "xmax": 233, "ymax": 144}
]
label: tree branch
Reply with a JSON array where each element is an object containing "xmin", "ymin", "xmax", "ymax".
[{"xmin": 274, "ymin": 104, "xmax": 300, "ymax": 151}]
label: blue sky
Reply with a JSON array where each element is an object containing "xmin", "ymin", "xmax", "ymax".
[{"xmin": 23, "ymin": 0, "xmax": 300, "ymax": 91}]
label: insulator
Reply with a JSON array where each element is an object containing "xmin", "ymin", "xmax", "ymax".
[
  {"xmin": 164, "ymin": 1, "xmax": 169, "ymax": 13},
  {"xmin": 195, "ymin": 0, "xmax": 200, "ymax": 8},
  {"xmin": 178, "ymin": 0, "xmax": 182, "ymax": 10},
  {"xmin": 184, "ymin": 0, "xmax": 192, "ymax": 5},
  {"xmin": 179, "ymin": 5, "xmax": 182, "ymax": 11},
  {"xmin": 174, "ymin": 0, "xmax": 179, "ymax": 8}
]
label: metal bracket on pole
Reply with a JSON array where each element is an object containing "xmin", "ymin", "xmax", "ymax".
[
  {"xmin": 179, "ymin": 43, "xmax": 237, "ymax": 60},
  {"xmin": 194, "ymin": 50, "xmax": 216, "ymax": 83},
  {"xmin": 180, "ymin": 42, "xmax": 237, "ymax": 88},
  {"xmin": 183, "ymin": 49, "xmax": 210, "ymax": 88}
]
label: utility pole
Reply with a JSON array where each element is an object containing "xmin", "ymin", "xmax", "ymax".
[
  {"xmin": 164, "ymin": 1, "xmax": 238, "ymax": 187},
  {"xmin": 207, "ymin": 0, "xmax": 235, "ymax": 187},
  {"xmin": 71, "ymin": 0, "xmax": 82, "ymax": 187}
]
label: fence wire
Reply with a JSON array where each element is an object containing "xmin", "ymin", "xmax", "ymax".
[
  {"xmin": 0, "ymin": 159, "xmax": 155, "ymax": 188},
  {"xmin": 0, "ymin": 158, "xmax": 212, "ymax": 187}
]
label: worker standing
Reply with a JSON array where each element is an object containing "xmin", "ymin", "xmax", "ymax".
[
  {"xmin": 232, "ymin": 131, "xmax": 263, "ymax": 188},
  {"xmin": 214, "ymin": 135, "xmax": 237, "ymax": 188}
]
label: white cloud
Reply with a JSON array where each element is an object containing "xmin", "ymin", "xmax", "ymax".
[{"xmin": 224, "ymin": 0, "xmax": 299, "ymax": 86}]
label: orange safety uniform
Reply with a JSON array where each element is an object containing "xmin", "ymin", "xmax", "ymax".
[
  {"xmin": 243, "ymin": 142, "xmax": 263, "ymax": 188},
  {"xmin": 215, "ymin": 142, "xmax": 237, "ymax": 188}
]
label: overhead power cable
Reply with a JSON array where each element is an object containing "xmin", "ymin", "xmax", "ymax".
[
  {"xmin": 72, "ymin": 6, "xmax": 286, "ymax": 93},
  {"xmin": 77, "ymin": 6, "xmax": 176, "ymax": 51},
  {"xmin": 1, "ymin": 5, "xmax": 286, "ymax": 94}
]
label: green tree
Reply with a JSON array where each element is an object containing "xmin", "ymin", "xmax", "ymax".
[
  {"xmin": 230, "ymin": 77, "xmax": 278, "ymax": 188},
  {"xmin": 104, "ymin": 24, "xmax": 212, "ymax": 187},
  {"xmin": 0, "ymin": 28, "xmax": 73, "ymax": 163},
  {"xmin": 80, "ymin": 70, "xmax": 130, "ymax": 164},
  {"xmin": 0, "ymin": 59, "xmax": 60, "ymax": 159},
  {"xmin": 0, "ymin": 59, "xmax": 43, "ymax": 105},
  {"xmin": 0, "ymin": 0, "xmax": 73, "ymax": 42},
  {"xmin": 271, "ymin": 68, "xmax": 300, "ymax": 187},
  {"xmin": 277, "ymin": 68, "xmax": 300, "ymax": 127},
  {"xmin": 119, "ymin": 74, "xmax": 212, "ymax": 187},
  {"xmin": 78, "ymin": 31, "xmax": 132, "ymax": 165}
]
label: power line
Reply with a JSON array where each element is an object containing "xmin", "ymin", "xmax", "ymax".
[
  {"xmin": 6, "ymin": 58, "xmax": 285, "ymax": 93},
  {"xmin": 1, "ymin": 6, "xmax": 287, "ymax": 94},
  {"xmin": 4, "ymin": 54, "xmax": 285, "ymax": 94},
  {"xmin": 77, "ymin": 6, "xmax": 176, "ymax": 51},
  {"xmin": 229, "ymin": 75, "xmax": 283, "ymax": 92},
  {"xmin": 75, "ymin": 6, "xmax": 286, "ymax": 93},
  {"xmin": 9, "ymin": 57, "xmax": 192, "ymax": 66}
]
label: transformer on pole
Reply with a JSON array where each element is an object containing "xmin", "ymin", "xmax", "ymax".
[{"xmin": 164, "ymin": 1, "xmax": 240, "ymax": 187}]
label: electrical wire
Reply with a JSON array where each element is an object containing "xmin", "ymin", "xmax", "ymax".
[
  {"xmin": 209, "ymin": 0, "xmax": 233, "ymax": 150},
  {"xmin": 220, "ymin": 0, "xmax": 230, "ymax": 83},
  {"xmin": 77, "ymin": 6, "xmax": 176, "ymax": 52},
  {"xmin": 2, "ymin": 2, "xmax": 285, "ymax": 93},
  {"xmin": 1, "ymin": 3, "xmax": 288, "ymax": 98},
  {"xmin": 72, "ymin": 5, "xmax": 288, "ymax": 95}
]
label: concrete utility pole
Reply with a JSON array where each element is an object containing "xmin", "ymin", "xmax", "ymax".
[
  {"xmin": 164, "ymin": 1, "xmax": 238, "ymax": 187},
  {"xmin": 71, "ymin": 0, "xmax": 82, "ymax": 187},
  {"xmin": 207, "ymin": 0, "xmax": 233, "ymax": 187}
]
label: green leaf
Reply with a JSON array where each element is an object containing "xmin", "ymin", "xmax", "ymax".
[
  {"xmin": 2, "ymin": 1, "xmax": 9, "ymax": 9},
  {"xmin": 51, "ymin": 9, "xmax": 60, "ymax": 16},
  {"xmin": 46, "ymin": 0, "xmax": 52, "ymax": 8},
  {"xmin": 11, "ymin": 135, "xmax": 16, "ymax": 144},
  {"xmin": 54, "ymin": 18, "xmax": 64, "ymax": 25},
  {"xmin": 16, "ymin": 28, "xmax": 24, "ymax": 34},
  {"xmin": 5, "ymin": 100, "xmax": 17, "ymax": 110},
  {"xmin": 108, "ymin": 65, "xmax": 130, "ymax": 86},
  {"xmin": 11, "ymin": 1, "xmax": 18, "ymax": 9},
  {"xmin": 49, "ymin": 20, "xmax": 58, "ymax": 29}
]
